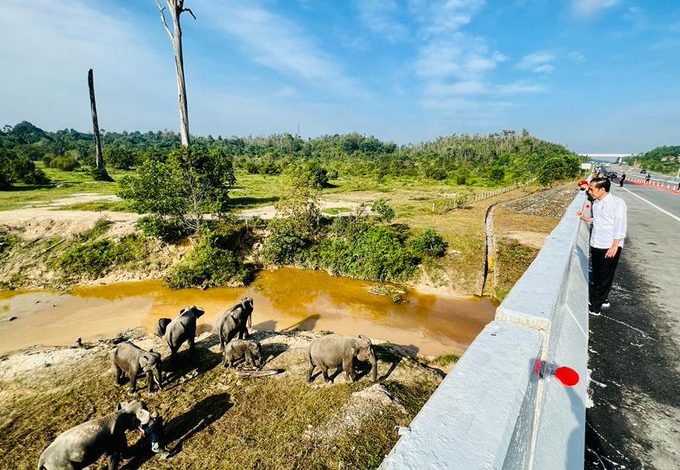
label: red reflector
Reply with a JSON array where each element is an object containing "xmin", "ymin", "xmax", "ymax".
[{"xmin": 554, "ymin": 367, "xmax": 579, "ymax": 387}]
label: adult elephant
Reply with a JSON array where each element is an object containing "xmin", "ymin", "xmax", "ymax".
[
  {"xmin": 37, "ymin": 400, "xmax": 150, "ymax": 470},
  {"xmin": 157, "ymin": 305, "xmax": 205, "ymax": 361},
  {"xmin": 111, "ymin": 341, "xmax": 163, "ymax": 394},
  {"xmin": 215, "ymin": 297, "xmax": 254, "ymax": 352},
  {"xmin": 307, "ymin": 335, "xmax": 378, "ymax": 384}
]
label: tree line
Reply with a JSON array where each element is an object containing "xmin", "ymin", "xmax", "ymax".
[
  {"xmin": 0, "ymin": 121, "xmax": 580, "ymax": 189},
  {"xmin": 631, "ymin": 146, "xmax": 680, "ymax": 175}
]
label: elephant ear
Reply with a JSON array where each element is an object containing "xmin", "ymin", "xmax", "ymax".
[{"xmin": 139, "ymin": 353, "xmax": 153, "ymax": 372}]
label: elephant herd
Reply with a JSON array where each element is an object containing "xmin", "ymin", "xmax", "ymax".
[{"xmin": 37, "ymin": 297, "xmax": 378, "ymax": 470}]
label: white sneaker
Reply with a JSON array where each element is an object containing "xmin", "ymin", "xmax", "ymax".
[
  {"xmin": 589, "ymin": 310, "xmax": 601, "ymax": 316},
  {"xmin": 601, "ymin": 301, "xmax": 611, "ymax": 309}
]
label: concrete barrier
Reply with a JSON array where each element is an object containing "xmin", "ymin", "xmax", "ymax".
[{"xmin": 381, "ymin": 193, "xmax": 589, "ymax": 470}]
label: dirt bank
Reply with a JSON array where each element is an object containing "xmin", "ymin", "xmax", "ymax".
[{"xmin": 0, "ymin": 328, "xmax": 444, "ymax": 469}]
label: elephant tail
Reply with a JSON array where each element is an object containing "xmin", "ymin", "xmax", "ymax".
[{"xmin": 156, "ymin": 318, "xmax": 171, "ymax": 337}]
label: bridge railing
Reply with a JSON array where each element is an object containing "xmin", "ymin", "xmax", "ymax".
[{"xmin": 380, "ymin": 193, "xmax": 589, "ymax": 470}]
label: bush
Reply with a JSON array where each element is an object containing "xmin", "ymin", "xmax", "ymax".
[
  {"xmin": 261, "ymin": 217, "xmax": 317, "ymax": 266},
  {"xmin": 50, "ymin": 155, "xmax": 80, "ymax": 171},
  {"xmin": 165, "ymin": 230, "xmax": 254, "ymax": 289},
  {"xmin": 138, "ymin": 215, "xmax": 191, "ymax": 243},
  {"xmin": 57, "ymin": 234, "xmax": 148, "ymax": 279},
  {"xmin": 372, "ymin": 199, "xmax": 395, "ymax": 223},
  {"xmin": 319, "ymin": 225, "xmax": 418, "ymax": 281},
  {"xmin": 408, "ymin": 229, "xmax": 448, "ymax": 257}
]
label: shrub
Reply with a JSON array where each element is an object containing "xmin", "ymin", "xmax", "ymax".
[
  {"xmin": 50, "ymin": 155, "xmax": 80, "ymax": 171},
  {"xmin": 57, "ymin": 234, "xmax": 148, "ymax": 279},
  {"xmin": 165, "ymin": 230, "xmax": 254, "ymax": 289},
  {"xmin": 261, "ymin": 217, "xmax": 317, "ymax": 266},
  {"xmin": 138, "ymin": 215, "xmax": 191, "ymax": 243},
  {"xmin": 408, "ymin": 229, "xmax": 448, "ymax": 257},
  {"xmin": 319, "ymin": 225, "xmax": 418, "ymax": 281},
  {"xmin": 372, "ymin": 199, "xmax": 395, "ymax": 223}
]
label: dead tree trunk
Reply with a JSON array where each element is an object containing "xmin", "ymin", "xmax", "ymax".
[
  {"xmin": 155, "ymin": 0, "xmax": 195, "ymax": 148},
  {"xmin": 88, "ymin": 69, "xmax": 111, "ymax": 181}
]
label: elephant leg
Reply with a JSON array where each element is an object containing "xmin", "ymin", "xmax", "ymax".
[
  {"xmin": 113, "ymin": 364, "xmax": 123, "ymax": 386},
  {"xmin": 107, "ymin": 453, "xmax": 120, "ymax": 470},
  {"xmin": 344, "ymin": 358, "xmax": 357, "ymax": 382},
  {"xmin": 307, "ymin": 362, "xmax": 315, "ymax": 383},
  {"xmin": 188, "ymin": 336, "xmax": 196, "ymax": 352},
  {"xmin": 147, "ymin": 371, "xmax": 155, "ymax": 393},
  {"xmin": 129, "ymin": 373, "xmax": 138, "ymax": 395},
  {"xmin": 320, "ymin": 365, "xmax": 331, "ymax": 383}
]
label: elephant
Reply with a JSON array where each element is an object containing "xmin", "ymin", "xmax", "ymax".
[
  {"xmin": 223, "ymin": 339, "xmax": 263, "ymax": 369},
  {"xmin": 37, "ymin": 400, "xmax": 150, "ymax": 470},
  {"xmin": 215, "ymin": 297, "xmax": 254, "ymax": 352},
  {"xmin": 156, "ymin": 305, "xmax": 205, "ymax": 361},
  {"xmin": 111, "ymin": 341, "xmax": 163, "ymax": 394},
  {"xmin": 307, "ymin": 335, "xmax": 377, "ymax": 384}
]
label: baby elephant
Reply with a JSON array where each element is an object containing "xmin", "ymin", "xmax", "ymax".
[
  {"xmin": 38, "ymin": 400, "xmax": 150, "ymax": 470},
  {"xmin": 307, "ymin": 334, "xmax": 377, "ymax": 384},
  {"xmin": 112, "ymin": 341, "xmax": 163, "ymax": 394},
  {"xmin": 224, "ymin": 339, "xmax": 263, "ymax": 369}
]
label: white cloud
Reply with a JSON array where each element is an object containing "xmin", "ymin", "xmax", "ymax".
[
  {"xmin": 200, "ymin": 1, "xmax": 365, "ymax": 97},
  {"xmin": 496, "ymin": 81, "xmax": 546, "ymax": 95},
  {"xmin": 409, "ymin": 0, "xmax": 486, "ymax": 37},
  {"xmin": 517, "ymin": 51, "xmax": 556, "ymax": 73},
  {"xmin": 571, "ymin": 0, "xmax": 618, "ymax": 17},
  {"xmin": 357, "ymin": 0, "xmax": 407, "ymax": 42}
]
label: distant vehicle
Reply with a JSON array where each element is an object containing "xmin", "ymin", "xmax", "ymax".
[
  {"xmin": 607, "ymin": 172, "xmax": 618, "ymax": 179},
  {"xmin": 640, "ymin": 169, "xmax": 647, "ymax": 174}
]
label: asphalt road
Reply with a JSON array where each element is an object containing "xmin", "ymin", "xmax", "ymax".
[{"xmin": 585, "ymin": 182, "xmax": 680, "ymax": 469}]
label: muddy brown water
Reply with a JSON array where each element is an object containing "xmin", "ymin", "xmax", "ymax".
[{"xmin": 0, "ymin": 268, "xmax": 496, "ymax": 357}]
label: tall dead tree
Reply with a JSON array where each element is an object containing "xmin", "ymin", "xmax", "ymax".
[
  {"xmin": 155, "ymin": 0, "xmax": 195, "ymax": 147},
  {"xmin": 88, "ymin": 69, "xmax": 111, "ymax": 181}
]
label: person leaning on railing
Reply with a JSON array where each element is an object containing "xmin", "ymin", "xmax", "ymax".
[{"xmin": 576, "ymin": 177, "xmax": 627, "ymax": 315}]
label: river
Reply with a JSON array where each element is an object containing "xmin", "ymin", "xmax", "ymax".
[{"xmin": 0, "ymin": 268, "xmax": 496, "ymax": 357}]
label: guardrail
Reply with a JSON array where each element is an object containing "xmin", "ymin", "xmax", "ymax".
[{"xmin": 381, "ymin": 193, "xmax": 589, "ymax": 470}]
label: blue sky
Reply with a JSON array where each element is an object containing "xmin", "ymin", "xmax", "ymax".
[{"xmin": 1, "ymin": 0, "xmax": 679, "ymax": 153}]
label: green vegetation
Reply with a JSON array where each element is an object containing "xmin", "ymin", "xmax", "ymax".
[
  {"xmin": 57, "ymin": 234, "xmax": 148, "ymax": 280},
  {"xmin": 494, "ymin": 238, "xmax": 540, "ymax": 301},
  {"xmin": 55, "ymin": 218, "xmax": 149, "ymax": 280},
  {"xmin": 118, "ymin": 146, "xmax": 235, "ymax": 231},
  {"xmin": 165, "ymin": 229, "xmax": 255, "ymax": 289},
  {"xmin": 632, "ymin": 145, "xmax": 680, "ymax": 175},
  {"xmin": 429, "ymin": 354, "xmax": 460, "ymax": 367}
]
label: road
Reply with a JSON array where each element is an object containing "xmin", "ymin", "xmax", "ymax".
[
  {"xmin": 609, "ymin": 164, "xmax": 680, "ymax": 187},
  {"xmin": 585, "ymin": 181, "xmax": 680, "ymax": 469}
]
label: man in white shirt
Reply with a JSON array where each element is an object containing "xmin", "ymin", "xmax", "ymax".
[{"xmin": 576, "ymin": 177, "xmax": 627, "ymax": 315}]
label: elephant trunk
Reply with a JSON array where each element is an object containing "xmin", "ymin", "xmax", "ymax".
[
  {"xmin": 368, "ymin": 349, "xmax": 378, "ymax": 382},
  {"xmin": 247, "ymin": 312, "xmax": 252, "ymax": 329}
]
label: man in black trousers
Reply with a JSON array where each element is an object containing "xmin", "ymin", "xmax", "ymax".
[{"xmin": 576, "ymin": 177, "xmax": 627, "ymax": 315}]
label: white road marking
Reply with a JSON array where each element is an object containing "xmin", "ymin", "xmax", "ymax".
[{"xmin": 620, "ymin": 187, "xmax": 680, "ymax": 223}]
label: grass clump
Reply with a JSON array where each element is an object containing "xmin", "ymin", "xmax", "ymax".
[
  {"xmin": 430, "ymin": 353, "xmax": 460, "ymax": 367},
  {"xmin": 57, "ymin": 200, "xmax": 131, "ymax": 213},
  {"xmin": 165, "ymin": 229, "xmax": 255, "ymax": 289}
]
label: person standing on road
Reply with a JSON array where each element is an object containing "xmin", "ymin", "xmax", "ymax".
[
  {"xmin": 577, "ymin": 177, "xmax": 627, "ymax": 315},
  {"xmin": 645, "ymin": 173, "xmax": 651, "ymax": 184},
  {"xmin": 619, "ymin": 172, "xmax": 626, "ymax": 187}
]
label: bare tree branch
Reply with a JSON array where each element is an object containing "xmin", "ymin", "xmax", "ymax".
[
  {"xmin": 182, "ymin": 8, "xmax": 197, "ymax": 20},
  {"xmin": 154, "ymin": 0, "xmax": 173, "ymax": 40}
]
